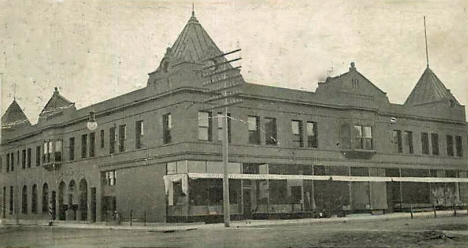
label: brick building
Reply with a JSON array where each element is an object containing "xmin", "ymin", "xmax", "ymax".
[{"xmin": 1, "ymin": 13, "xmax": 467, "ymax": 223}]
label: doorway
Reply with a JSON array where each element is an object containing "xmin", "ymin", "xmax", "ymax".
[
  {"xmin": 50, "ymin": 191, "xmax": 56, "ymax": 220},
  {"xmin": 90, "ymin": 187, "xmax": 96, "ymax": 222},
  {"xmin": 243, "ymin": 189, "xmax": 252, "ymax": 219}
]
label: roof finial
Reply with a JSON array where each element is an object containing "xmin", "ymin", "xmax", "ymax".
[
  {"xmin": 192, "ymin": 2, "xmax": 195, "ymax": 17},
  {"xmin": 424, "ymin": 16, "xmax": 429, "ymax": 68},
  {"xmin": 13, "ymin": 83, "xmax": 16, "ymax": 100}
]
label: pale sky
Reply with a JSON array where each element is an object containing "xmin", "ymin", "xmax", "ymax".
[{"xmin": 1, "ymin": 0, "xmax": 467, "ymax": 123}]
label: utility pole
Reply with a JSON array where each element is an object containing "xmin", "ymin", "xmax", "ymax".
[{"xmin": 201, "ymin": 49, "xmax": 243, "ymax": 227}]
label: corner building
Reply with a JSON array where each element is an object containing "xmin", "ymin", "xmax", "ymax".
[{"xmin": 1, "ymin": 13, "xmax": 467, "ymax": 223}]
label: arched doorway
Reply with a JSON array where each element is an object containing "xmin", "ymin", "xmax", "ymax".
[
  {"xmin": 58, "ymin": 181, "xmax": 66, "ymax": 220},
  {"xmin": 32, "ymin": 184, "xmax": 38, "ymax": 214},
  {"xmin": 22, "ymin": 185, "xmax": 28, "ymax": 214},
  {"xmin": 68, "ymin": 180, "xmax": 77, "ymax": 220},
  {"xmin": 79, "ymin": 179, "xmax": 88, "ymax": 221}
]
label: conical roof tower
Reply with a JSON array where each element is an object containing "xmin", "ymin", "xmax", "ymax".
[{"xmin": 1, "ymin": 99, "xmax": 31, "ymax": 130}]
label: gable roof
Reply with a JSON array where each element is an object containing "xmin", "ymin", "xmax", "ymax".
[
  {"xmin": 39, "ymin": 87, "xmax": 74, "ymax": 117},
  {"xmin": 1, "ymin": 99, "xmax": 31, "ymax": 129},
  {"xmin": 316, "ymin": 63, "xmax": 388, "ymax": 102},
  {"xmin": 404, "ymin": 67, "xmax": 459, "ymax": 106},
  {"xmin": 169, "ymin": 12, "xmax": 223, "ymax": 63}
]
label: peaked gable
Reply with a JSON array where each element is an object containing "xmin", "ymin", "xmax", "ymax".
[
  {"xmin": 39, "ymin": 87, "xmax": 75, "ymax": 118},
  {"xmin": 404, "ymin": 67, "xmax": 459, "ymax": 106},
  {"xmin": 316, "ymin": 62, "xmax": 388, "ymax": 103},
  {"xmin": 1, "ymin": 99, "xmax": 31, "ymax": 129}
]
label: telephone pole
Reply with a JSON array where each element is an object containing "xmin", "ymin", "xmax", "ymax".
[{"xmin": 201, "ymin": 48, "xmax": 243, "ymax": 227}]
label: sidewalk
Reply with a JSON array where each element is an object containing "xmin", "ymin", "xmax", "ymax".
[{"xmin": 1, "ymin": 210, "xmax": 466, "ymax": 232}]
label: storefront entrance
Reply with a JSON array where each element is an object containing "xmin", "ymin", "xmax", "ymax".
[{"xmin": 243, "ymin": 188, "xmax": 252, "ymax": 219}]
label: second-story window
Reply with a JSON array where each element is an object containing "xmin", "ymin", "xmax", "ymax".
[
  {"xmin": 198, "ymin": 112, "xmax": 212, "ymax": 141},
  {"xmin": 27, "ymin": 148, "xmax": 31, "ymax": 168},
  {"xmin": 307, "ymin": 122, "xmax": 318, "ymax": 148},
  {"xmin": 89, "ymin": 133, "xmax": 95, "ymax": 157},
  {"xmin": 265, "ymin": 117, "xmax": 277, "ymax": 145},
  {"xmin": 421, "ymin": 132, "xmax": 429, "ymax": 154},
  {"xmin": 81, "ymin": 134, "xmax": 88, "ymax": 159},
  {"xmin": 11, "ymin": 152, "xmax": 15, "ymax": 171},
  {"xmin": 103, "ymin": 170, "xmax": 116, "ymax": 186},
  {"xmin": 55, "ymin": 140, "xmax": 62, "ymax": 162},
  {"xmin": 353, "ymin": 125, "xmax": 372, "ymax": 150},
  {"xmin": 431, "ymin": 133, "xmax": 439, "ymax": 156},
  {"xmin": 119, "ymin": 125, "xmax": 126, "ymax": 152},
  {"xmin": 135, "ymin": 120, "xmax": 144, "ymax": 149},
  {"xmin": 36, "ymin": 146, "xmax": 41, "ymax": 166},
  {"xmin": 6, "ymin": 154, "xmax": 10, "ymax": 172},
  {"xmin": 248, "ymin": 116, "xmax": 260, "ymax": 145},
  {"xmin": 404, "ymin": 131, "xmax": 414, "ymax": 154},
  {"xmin": 110, "ymin": 127, "xmax": 116, "ymax": 154},
  {"xmin": 22, "ymin": 149, "xmax": 26, "ymax": 169},
  {"xmin": 163, "ymin": 113, "xmax": 172, "ymax": 144},
  {"xmin": 291, "ymin": 120, "xmax": 303, "ymax": 148},
  {"xmin": 455, "ymin": 135, "xmax": 463, "ymax": 157},
  {"xmin": 43, "ymin": 141, "xmax": 51, "ymax": 163},
  {"xmin": 393, "ymin": 130, "xmax": 402, "ymax": 153},
  {"xmin": 100, "ymin": 130, "xmax": 105, "ymax": 149},
  {"xmin": 447, "ymin": 135, "xmax": 454, "ymax": 156},
  {"xmin": 69, "ymin": 137, "xmax": 75, "ymax": 161}
]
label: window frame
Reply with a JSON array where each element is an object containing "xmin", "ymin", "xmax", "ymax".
[
  {"xmin": 264, "ymin": 117, "xmax": 277, "ymax": 146},
  {"xmin": 135, "ymin": 120, "xmax": 144, "ymax": 149},
  {"xmin": 69, "ymin": 137, "xmax": 75, "ymax": 161},
  {"xmin": 81, "ymin": 134, "xmax": 88, "ymax": 159},
  {"xmin": 421, "ymin": 132, "xmax": 430, "ymax": 155},
  {"xmin": 431, "ymin": 133, "xmax": 439, "ymax": 156},
  {"xmin": 307, "ymin": 121, "xmax": 318, "ymax": 148},
  {"xmin": 248, "ymin": 116, "xmax": 260, "ymax": 145},
  {"xmin": 447, "ymin": 135, "xmax": 454, "ymax": 157},
  {"xmin": 118, "ymin": 124, "xmax": 126, "ymax": 153},
  {"xmin": 163, "ymin": 113, "xmax": 172, "ymax": 144},
  {"xmin": 393, "ymin": 130, "xmax": 402, "ymax": 153},
  {"xmin": 291, "ymin": 120, "xmax": 303, "ymax": 148},
  {"xmin": 198, "ymin": 112, "xmax": 212, "ymax": 141}
]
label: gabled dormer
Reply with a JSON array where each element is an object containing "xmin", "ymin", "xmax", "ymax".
[
  {"xmin": 1, "ymin": 99, "xmax": 31, "ymax": 131},
  {"xmin": 38, "ymin": 87, "xmax": 76, "ymax": 122},
  {"xmin": 315, "ymin": 62, "xmax": 389, "ymax": 106}
]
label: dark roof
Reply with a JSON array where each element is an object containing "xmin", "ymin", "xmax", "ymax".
[
  {"xmin": 39, "ymin": 87, "xmax": 74, "ymax": 117},
  {"xmin": 1, "ymin": 99, "xmax": 31, "ymax": 129},
  {"xmin": 170, "ymin": 13, "xmax": 223, "ymax": 63},
  {"xmin": 405, "ymin": 67, "xmax": 459, "ymax": 105}
]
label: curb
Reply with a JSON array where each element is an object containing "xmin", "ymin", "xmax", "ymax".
[{"xmin": 1, "ymin": 210, "xmax": 466, "ymax": 231}]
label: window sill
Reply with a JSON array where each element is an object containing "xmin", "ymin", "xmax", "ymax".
[
  {"xmin": 42, "ymin": 162, "xmax": 62, "ymax": 171},
  {"xmin": 341, "ymin": 149, "xmax": 376, "ymax": 159}
]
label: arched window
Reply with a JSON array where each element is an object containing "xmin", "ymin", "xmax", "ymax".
[
  {"xmin": 69, "ymin": 180, "xmax": 76, "ymax": 206},
  {"xmin": 42, "ymin": 183, "xmax": 49, "ymax": 213},
  {"xmin": 22, "ymin": 185, "xmax": 28, "ymax": 214},
  {"xmin": 32, "ymin": 184, "xmax": 38, "ymax": 214}
]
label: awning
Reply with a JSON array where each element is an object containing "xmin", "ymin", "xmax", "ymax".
[{"xmin": 182, "ymin": 173, "xmax": 468, "ymax": 183}]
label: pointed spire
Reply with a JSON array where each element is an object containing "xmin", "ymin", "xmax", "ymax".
[
  {"xmin": 192, "ymin": 2, "xmax": 195, "ymax": 17},
  {"xmin": 1, "ymin": 99, "xmax": 31, "ymax": 130},
  {"xmin": 405, "ymin": 67, "xmax": 458, "ymax": 106},
  {"xmin": 424, "ymin": 16, "xmax": 429, "ymax": 68},
  {"xmin": 169, "ymin": 12, "xmax": 223, "ymax": 63}
]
